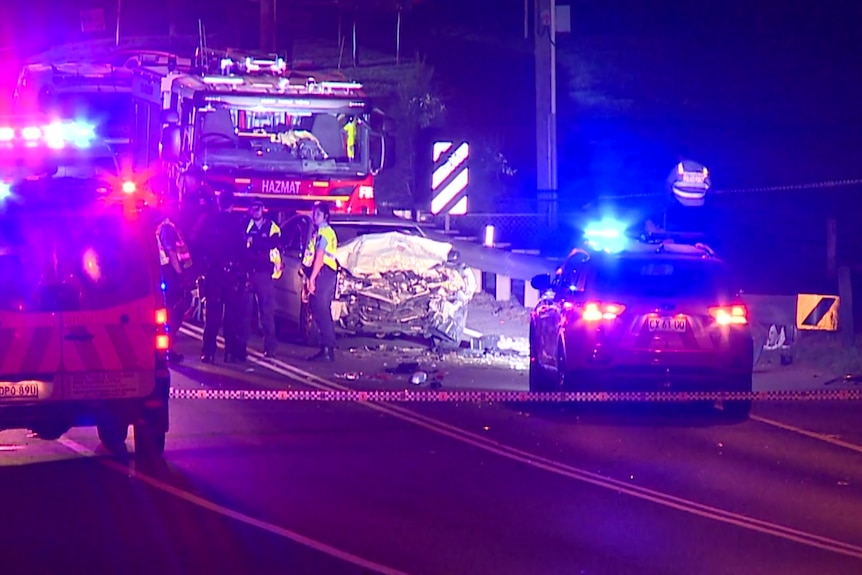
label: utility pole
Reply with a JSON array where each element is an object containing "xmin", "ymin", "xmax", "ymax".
[
  {"xmin": 260, "ymin": 0, "xmax": 276, "ymax": 53},
  {"xmin": 534, "ymin": 0, "xmax": 558, "ymax": 228}
]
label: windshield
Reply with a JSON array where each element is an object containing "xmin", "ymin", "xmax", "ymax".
[
  {"xmin": 40, "ymin": 92, "xmax": 132, "ymax": 142},
  {"xmin": 590, "ymin": 257, "xmax": 734, "ymax": 299},
  {"xmin": 0, "ymin": 210, "xmax": 154, "ymax": 312},
  {"xmin": 193, "ymin": 101, "xmax": 368, "ymax": 175},
  {"xmin": 0, "ymin": 144, "xmax": 119, "ymax": 183}
]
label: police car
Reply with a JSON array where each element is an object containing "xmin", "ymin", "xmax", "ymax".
[
  {"xmin": 0, "ymin": 117, "xmax": 169, "ymax": 456},
  {"xmin": 528, "ymin": 220, "xmax": 753, "ymax": 418}
]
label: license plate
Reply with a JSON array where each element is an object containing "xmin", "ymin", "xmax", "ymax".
[
  {"xmin": 648, "ymin": 317, "xmax": 687, "ymax": 333},
  {"xmin": 682, "ymin": 172, "xmax": 706, "ymax": 185},
  {"xmin": 0, "ymin": 382, "xmax": 40, "ymax": 400},
  {"xmin": 261, "ymin": 180, "xmax": 302, "ymax": 195}
]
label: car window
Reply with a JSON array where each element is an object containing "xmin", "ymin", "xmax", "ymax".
[
  {"xmin": 589, "ymin": 258, "xmax": 733, "ymax": 299},
  {"xmin": 283, "ymin": 218, "xmax": 308, "ymax": 254},
  {"xmin": 0, "ymin": 209, "xmax": 156, "ymax": 312}
]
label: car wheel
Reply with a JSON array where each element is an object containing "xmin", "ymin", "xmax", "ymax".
[
  {"xmin": 722, "ymin": 400, "xmax": 752, "ymax": 421},
  {"xmin": 97, "ymin": 420, "xmax": 129, "ymax": 455},
  {"xmin": 529, "ymin": 324, "xmax": 551, "ymax": 392},
  {"xmin": 31, "ymin": 424, "xmax": 70, "ymax": 441},
  {"xmin": 300, "ymin": 302, "xmax": 320, "ymax": 347},
  {"xmin": 134, "ymin": 422, "xmax": 166, "ymax": 458}
]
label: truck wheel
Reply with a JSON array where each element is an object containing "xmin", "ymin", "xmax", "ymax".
[
  {"xmin": 134, "ymin": 422, "xmax": 166, "ymax": 458},
  {"xmin": 97, "ymin": 420, "xmax": 129, "ymax": 455}
]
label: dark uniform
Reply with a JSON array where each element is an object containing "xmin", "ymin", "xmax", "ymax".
[
  {"xmin": 155, "ymin": 214, "xmax": 192, "ymax": 362},
  {"xmin": 196, "ymin": 191, "xmax": 248, "ymax": 363},
  {"xmin": 241, "ymin": 201, "xmax": 282, "ymax": 358}
]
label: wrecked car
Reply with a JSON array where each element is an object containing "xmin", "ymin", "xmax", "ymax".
[
  {"xmin": 273, "ymin": 214, "xmax": 475, "ymax": 346},
  {"xmin": 333, "ymin": 232, "xmax": 476, "ymax": 344}
]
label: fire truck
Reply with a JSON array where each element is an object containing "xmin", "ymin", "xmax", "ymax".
[
  {"xmin": 130, "ymin": 48, "xmax": 389, "ymax": 213},
  {"xmin": 13, "ymin": 51, "xmax": 186, "ymax": 173}
]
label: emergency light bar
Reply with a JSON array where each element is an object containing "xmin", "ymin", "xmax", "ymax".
[{"xmin": 0, "ymin": 121, "xmax": 96, "ymax": 149}]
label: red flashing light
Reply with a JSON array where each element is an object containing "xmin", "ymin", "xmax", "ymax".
[
  {"xmin": 155, "ymin": 308, "xmax": 168, "ymax": 325},
  {"xmin": 156, "ymin": 334, "xmax": 170, "ymax": 351},
  {"xmin": 708, "ymin": 304, "xmax": 748, "ymax": 326},
  {"xmin": 577, "ymin": 301, "xmax": 626, "ymax": 321}
]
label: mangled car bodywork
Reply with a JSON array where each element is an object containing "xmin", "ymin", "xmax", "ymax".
[{"xmin": 332, "ymin": 232, "xmax": 477, "ymax": 343}]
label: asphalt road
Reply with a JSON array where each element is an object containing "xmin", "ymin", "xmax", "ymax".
[{"xmin": 1, "ymin": 333, "xmax": 862, "ymax": 575}]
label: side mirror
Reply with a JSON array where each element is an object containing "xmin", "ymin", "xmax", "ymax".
[
  {"xmin": 161, "ymin": 109, "xmax": 179, "ymax": 125},
  {"xmin": 530, "ymin": 273, "xmax": 552, "ymax": 292},
  {"xmin": 160, "ymin": 125, "xmax": 181, "ymax": 162}
]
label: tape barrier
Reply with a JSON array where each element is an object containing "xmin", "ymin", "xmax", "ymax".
[{"xmin": 169, "ymin": 387, "xmax": 862, "ymax": 403}]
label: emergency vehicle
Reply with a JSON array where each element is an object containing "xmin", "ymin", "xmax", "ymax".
[
  {"xmin": 13, "ymin": 51, "xmax": 186, "ymax": 166},
  {"xmin": 130, "ymin": 48, "xmax": 389, "ymax": 214},
  {"xmin": 529, "ymin": 220, "xmax": 753, "ymax": 419},
  {"xmin": 0, "ymin": 116, "xmax": 170, "ymax": 456}
]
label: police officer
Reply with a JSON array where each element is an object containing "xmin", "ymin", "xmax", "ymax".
[
  {"xmin": 242, "ymin": 200, "xmax": 282, "ymax": 359},
  {"xmin": 197, "ymin": 190, "xmax": 248, "ymax": 363},
  {"xmin": 155, "ymin": 199, "xmax": 193, "ymax": 363},
  {"xmin": 302, "ymin": 201, "xmax": 338, "ymax": 362}
]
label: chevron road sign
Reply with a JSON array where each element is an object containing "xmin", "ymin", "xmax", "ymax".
[{"xmin": 430, "ymin": 141, "xmax": 469, "ymax": 215}]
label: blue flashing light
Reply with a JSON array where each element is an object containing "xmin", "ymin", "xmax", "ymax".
[
  {"xmin": 160, "ymin": 282, "xmax": 167, "ymax": 291},
  {"xmin": 0, "ymin": 181, "xmax": 12, "ymax": 202},
  {"xmin": 584, "ymin": 219, "xmax": 629, "ymax": 253}
]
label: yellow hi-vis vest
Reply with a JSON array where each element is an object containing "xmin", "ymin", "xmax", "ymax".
[
  {"xmin": 245, "ymin": 219, "xmax": 284, "ymax": 279},
  {"xmin": 156, "ymin": 218, "xmax": 193, "ymax": 269},
  {"xmin": 302, "ymin": 225, "xmax": 338, "ymax": 271},
  {"xmin": 343, "ymin": 120, "xmax": 356, "ymax": 160}
]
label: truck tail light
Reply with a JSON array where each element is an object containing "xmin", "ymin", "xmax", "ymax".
[
  {"xmin": 708, "ymin": 304, "xmax": 748, "ymax": 326},
  {"xmin": 156, "ymin": 334, "xmax": 170, "ymax": 351}
]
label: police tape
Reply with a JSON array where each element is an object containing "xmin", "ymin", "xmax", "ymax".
[{"xmin": 169, "ymin": 387, "xmax": 862, "ymax": 403}]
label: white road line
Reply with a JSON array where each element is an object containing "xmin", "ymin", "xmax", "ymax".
[
  {"xmin": 177, "ymin": 324, "xmax": 862, "ymax": 560},
  {"xmin": 751, "ymin": 414, "xmax": 862, "ymax": 455},
  {"xmin": 57, "ymin": 437, "xmax": 407, "ymax": 575}
]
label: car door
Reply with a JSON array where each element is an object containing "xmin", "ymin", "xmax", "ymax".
[
  {"xmin": 537, "ymin": 255, "xmax": 583, "ymax": 368},
  {"xmin": 274, "ymin": 214, "xmax": 310, "ymax": 325}
]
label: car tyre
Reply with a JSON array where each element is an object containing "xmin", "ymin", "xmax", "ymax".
[
  {"xmin": 97, "ymin": 420, "xmax": 129, "ymax": 455},
  {"xmin": 300, "ymin": 302, "xmax": 320, "ymax": 347},
  {"xmin": 723, "ymin": 400, "xmax": 752, "ymax": 421},
  {"xmin": 134, "ymin": 422, "xmax": 166, "ymax": 458},
  {"xmin": 529, "ymin": 324, "xmax": 552, "ymax": 392}
]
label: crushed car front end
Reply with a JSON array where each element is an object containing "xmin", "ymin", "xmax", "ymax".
[{"xmin": 332, "ymin": 233, "xmax": 476, "ymax": 344}]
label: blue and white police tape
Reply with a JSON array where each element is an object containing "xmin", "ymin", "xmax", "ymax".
[{"xmin": 169, "ymin": 387, "xmax": 862, "ymax": 402}]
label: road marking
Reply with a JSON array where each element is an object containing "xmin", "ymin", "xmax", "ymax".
[
  {"xmin": 751, "ymin": 414, "xmax": 862, "ymax": 455},
  {"xmin": 178, "ymin": 324, "xmax": 862, "ymax": 559},
  {"xmin": 57, "ymin": 437, "xmax": 408, "ymax": 575}
]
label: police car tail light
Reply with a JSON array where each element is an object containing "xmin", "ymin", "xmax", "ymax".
[
  {"xmin": 0, "ymin": 127, "xmax": 14, "ymax": 141},
  {"xmin": 156, "ymin": 334, "xmax": 170, "ymax": 351},
  {"xmin": 581, "ymin": 301, "xmax": 626, "ymax": 321},
  {"xmin": 155, "ymin": 308, "xmax": 168, "ymax": 325},
  {"xmin": 708, "ymin": 304, "xmax": 748, "ymax": 326},
  {"xmin": 122, "ymin": 181, "xmax": 137, "ymax": 194}
]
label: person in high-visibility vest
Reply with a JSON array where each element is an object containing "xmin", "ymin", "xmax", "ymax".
[
  {"xmin": 302, "ymin": 201, "xmax": 339, "ymax": 362},
  {"xmin": 241, "ymin": 200, "xmax": 282, "ymax": 359},
  {"xmin": 155, "ymin": 200, "xmax": 194, "ymax": 363},
  {"xmin": 342, "ymin": 115, "xmax": 357, "ymax": 160}
]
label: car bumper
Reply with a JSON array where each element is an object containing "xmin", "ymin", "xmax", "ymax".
[{"xmin": 0, "ymin": 375, "xmax": 171, "ymax": 433}]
